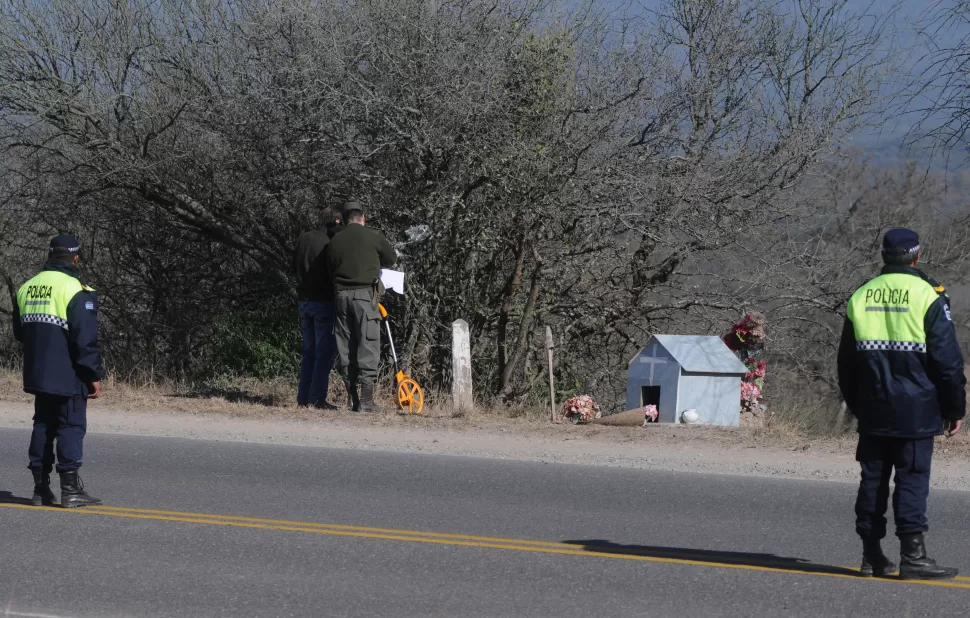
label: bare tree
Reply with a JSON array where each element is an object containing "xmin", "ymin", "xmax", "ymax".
[
  {"xmin": 0, "ymin": 0, "xmax": 903, "ymax": 407},
  {"xmin": 532, "ymin": 0, "xmax": 897, "ymax": 404},
  {"xmin": 736, "ymin": 157, "xmax": 970, "ymax": 392},
  {"xmin": 909, "ymin": 0, "xmax": 970, "ymax": 164}
]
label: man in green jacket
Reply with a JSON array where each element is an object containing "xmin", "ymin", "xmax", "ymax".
[{"xmin": 326, "ymin": 203, "xmax": 397, "ymax": 412}]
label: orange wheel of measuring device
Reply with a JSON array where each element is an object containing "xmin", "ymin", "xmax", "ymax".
[{"xmin": 396, "ymin": 378, "xmax": 424, "ymax": 414}]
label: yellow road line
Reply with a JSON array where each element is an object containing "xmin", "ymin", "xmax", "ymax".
[
  {"xmin": 85, "ymin": 505, "xmax": 970, "ymax": 582},
  {"xmin": 3, "ymin": 503, "xmax": 970, "ymax": 590},
  {"xmin": 90, "ymin": 505, "xmax": 574, "ymax": 548}
]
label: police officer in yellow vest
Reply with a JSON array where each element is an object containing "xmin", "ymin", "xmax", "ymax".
[
  {"xmin": 839, "ymin": 228, "xmax": 965, "ymax": 580},
  {"xmin": 12, "ymin": 235, "xmax": 105, "ymax": 508}
]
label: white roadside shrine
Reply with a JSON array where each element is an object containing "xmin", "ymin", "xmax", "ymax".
[{"xmin": 626, "ymin": 335, "xmax": 749, "ymax": 426}]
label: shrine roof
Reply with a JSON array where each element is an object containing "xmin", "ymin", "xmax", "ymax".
[{"xmin": 646, "ymin": 334, "xmax": 749, "ymax": 375}]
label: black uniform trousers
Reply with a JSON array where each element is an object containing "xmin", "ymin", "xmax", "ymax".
[
  {"xmin": 28, "ymin": 393, "xmax": 87, "ymax": 473},
  {"xmin": 855, "ymin": 434, "xmax": 933, "ymax": 540}
]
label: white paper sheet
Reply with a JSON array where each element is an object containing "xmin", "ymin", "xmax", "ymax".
[{"xmin": 380, "ymin": 269, "xmax": 405, "ymax": 295}]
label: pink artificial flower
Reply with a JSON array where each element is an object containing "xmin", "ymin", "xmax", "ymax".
[
  {"xmin": 741, "ymin": 381, "xmax": 761, "ymax": 402},
  {"xmin": 744, "ymin": 358, "xmax": 767, "ymax": 380},
  {"xmin": 561, "ymin": 394, "xmax": 601, "ymax": 423}
]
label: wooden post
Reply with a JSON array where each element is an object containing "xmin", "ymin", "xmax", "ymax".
[
  {"xmin": 452, "ymin": 319, "xmax": 474, "ymax": 411},
  {"xmin": 545, "ymin": 326, "xmax": 556, "ymax": 422}
]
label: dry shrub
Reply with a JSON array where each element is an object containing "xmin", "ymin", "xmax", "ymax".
[{"xmin": 758, "ymin": 368, "xmax": 849, "ymax": 440}]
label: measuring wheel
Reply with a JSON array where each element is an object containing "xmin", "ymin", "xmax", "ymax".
[
  {"xmin": 380, "ymin": 303, "xmax": 425, "ymax": 415},
  {"xmin": 396, "ymin": 377, "xmax": 424, "ymax": 414}
]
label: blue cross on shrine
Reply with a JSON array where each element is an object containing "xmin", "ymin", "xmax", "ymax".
[{"xmin": 639, "ymin": 343, "xmax": 667, "ymax": 385}]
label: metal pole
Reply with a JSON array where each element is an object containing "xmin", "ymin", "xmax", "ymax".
[
  {"xmin": 386, "ymin": 322, "xmax": 399, "ymax": 369},
  {"xmin": 545, "ymin": 326, "xmax": 556, "ymax": 422}
]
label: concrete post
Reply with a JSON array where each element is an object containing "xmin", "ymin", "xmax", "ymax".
[{"xmin": 452, "ymin": 319, "xmax": 474, "ymax": 411}]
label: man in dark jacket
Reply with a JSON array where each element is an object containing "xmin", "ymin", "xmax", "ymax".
[
  {"xmin": 13, "ymin": 234, "xmax": 105, "ymax": 508},
  {"xmin": 293, "ymin": 207, "xmax": 343, "ymax": 409},
  {"xmin": 838, "ymin": 228, "xmax": 966, "ymax": 580},
  {"xmin": 326, "ymin": 203, "xmax": 396, "ymax": 412}
]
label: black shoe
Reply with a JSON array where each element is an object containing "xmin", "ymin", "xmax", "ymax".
[
  {"xmin": 899, "ymin": 534, "xmax": 958, "ymax": 580},
  {"xmin": 59, "ymin": 471, "xmax": 103, "ymax": 508},
  {"xmin": 344, "ymin": 381, "xmax": 360, "ymax": 412},
  {"xmin": 31, "ymin": 470, "xmax": 57, "ymax": 506},
  {"xmin": 358, "ymin": 384, "xmax": 376, "ymax": 413},
  {"xmin": 860, "ymin": 539, "xmax": 896, "ymax": 577}
]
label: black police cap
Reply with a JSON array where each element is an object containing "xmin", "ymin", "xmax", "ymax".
[
  {"xmin": 49, "ymin": 234, "xmax": 81, "ymax": 257},
  {"xmin": 882, "ymin": 228, "xmax": 921, "ymax": 265},
  {"xmin": 883, "ymin": 228, "xmax": 920, "ymax": 253}
]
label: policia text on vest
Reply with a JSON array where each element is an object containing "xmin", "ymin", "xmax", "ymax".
[
  {"xmin": 12, "ymin": 234, "xmax": 105, "ymax": 509},
  {"xmin": 860, "ymin": 286, "xmax": 910, "ymax": 307}
]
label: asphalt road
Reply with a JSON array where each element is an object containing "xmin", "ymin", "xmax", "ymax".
[{"xmin": 2, "ymin": 429, "xmax": 970, "ymax": 617}]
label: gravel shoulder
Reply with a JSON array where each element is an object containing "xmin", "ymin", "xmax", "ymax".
[{"xmin": 1, "ymin": 394, "xmax": 969, "ymax": 490}]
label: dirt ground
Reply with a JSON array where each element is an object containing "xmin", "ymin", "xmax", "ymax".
[{"xmin": 1, "ymin": 373, "xmax": 969, "ymax": 490}]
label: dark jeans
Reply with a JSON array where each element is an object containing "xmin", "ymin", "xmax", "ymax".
[
  {"xmin": 29, "ymin": 394, "xmax": 87, "ymax": 473},
  {"xmin": 298, "ymin": 301, "xmax": 338, "ymax": 406},
  {"xmin": 855, "ymin": 434, "xmax": 933, "ymax": 541}
]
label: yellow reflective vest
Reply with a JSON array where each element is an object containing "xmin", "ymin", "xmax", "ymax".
[{"xmin": 13, "ymin": 265, "xmax": 104, "ymax": 396}]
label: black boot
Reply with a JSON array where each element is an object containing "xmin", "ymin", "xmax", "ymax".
[
  {"xmin": 899, "ymin": 534, "xmax": 958, "ymax": 580},
  {"xmin": 358, "ymin": 383, "xmax": 376, "ymax": 413},
  {"xmin": 860, "ymin": 538, "xmax": 896, "ymax": 577},
  {"xmin": 31, "ymin": 470, "xmax": 57, "ymax": 507},
  {"xmin": 59, "ymin": 471, "xmax": 103, "ymax": 508},
  {"xmin": 344, "ymin": 380, "xmax": 360, "ymax": 412}
]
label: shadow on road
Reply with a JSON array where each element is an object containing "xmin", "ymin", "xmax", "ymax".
[
  {"xmin": 0, "ymin": 490, "xmax": 33, "ymax": 506},
  {"xmin": 562, "ymin": 539, "xmax": 861, "ymax": 577}
]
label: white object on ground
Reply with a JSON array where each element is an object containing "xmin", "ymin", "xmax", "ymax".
[
  {"xmin": 681, "ymin": 409, "xmax": 699, "ymax": 424},
  {"xmin": 380, "ymin": 269, "xmax": 405, "ymax": 295}
]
